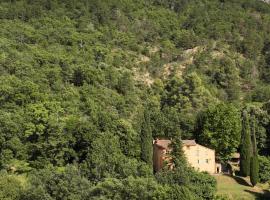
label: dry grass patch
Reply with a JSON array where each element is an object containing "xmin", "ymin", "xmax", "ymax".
[{"xmin": 215, "ymin": 175, "xmax": 270, "ymax": 200}]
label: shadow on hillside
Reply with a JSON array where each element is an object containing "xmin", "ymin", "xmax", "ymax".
[
  {"xmin": 244, "ymin": 189, "xmax": 270, "ymax": 200},
  {"xmin": 224, "ymin": 174, "xmax": 250, "ymax": 186}
]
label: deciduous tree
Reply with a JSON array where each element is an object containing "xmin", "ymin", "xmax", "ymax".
[{"xmin": 197, "ymin": 103, "xmax": 241, "ymax": 160}]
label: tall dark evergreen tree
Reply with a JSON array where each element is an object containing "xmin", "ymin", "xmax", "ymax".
[
  {"xmin": 250, "ymin": 156, "xmax": 259, "ymax": 186},
  {"xmin": 250, "ymin": 114, "xmax": 259, "ymax": 186},
  {"xmin": 240, "ymin": 110, "xmax": 252, "ymax": 177},
  {"xmin": 141, "ymin": 108, "xmax": 153, "ymax": 166},
  {"xmin": 170, "ymin": 135, "xmax": 186, "ymax": 168}
]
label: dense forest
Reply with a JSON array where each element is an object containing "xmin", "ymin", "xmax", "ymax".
[{"xmin": 1, "ymin": 0, "xmax": 270, "ymax": 199}]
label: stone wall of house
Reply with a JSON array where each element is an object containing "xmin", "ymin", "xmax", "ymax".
[
  {"xmin": 153, "ymin": 140, "xmax": 216, "ymax": 174},
  {"xmin": 183, "ymin": 144, "xmax": 216, "ymax": 174},
  {"xmin": 153, "ymin": 145, "xmax": 164, "ymax": 172}
]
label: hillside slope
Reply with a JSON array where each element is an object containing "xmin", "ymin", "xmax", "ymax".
[{"xmin": 0, "ymin": 0, "xmax": 270, "ymax": 199}]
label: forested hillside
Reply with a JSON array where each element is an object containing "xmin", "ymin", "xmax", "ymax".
[{"xmin": 1, "ymin": 0, "xmax": 270, "ymax": 199}]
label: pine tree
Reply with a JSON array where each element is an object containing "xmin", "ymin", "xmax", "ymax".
[
  {"xmin": 250, "ymin": 115, "xmax": 259, "ymax": 186},
  {"xmin": 141, "ymin": 109, "xmax": 153, "ymax": 166},
  {"xmin": 240, "ymin": 110, "xmax": 252, "ymax": 177}
]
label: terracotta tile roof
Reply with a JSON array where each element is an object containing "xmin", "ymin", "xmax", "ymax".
[
  {"xmin": 154, "ymin": 139, "xmax": 196, "ymax": 149},
  {"xmin": 154, "ymin": 139, "xmax": 171, "ymax": 149},
  {"xmin": 182, "ymin": 140, "xmax": 197, "ymax": 146}
]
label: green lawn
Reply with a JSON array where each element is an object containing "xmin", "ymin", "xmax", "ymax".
[{"xmin": 215, "ymin": 175, "xmax": 270, "ymax": 200}]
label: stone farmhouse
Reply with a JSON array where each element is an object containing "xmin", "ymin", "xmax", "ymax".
[{"xmin": 153, "ymin": 139, "xmax": 218, "ymax": 174}]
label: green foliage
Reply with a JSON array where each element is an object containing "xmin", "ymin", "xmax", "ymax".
[
  {"xmin": 187, "ymin": 170, "xmax": 217, "ymax": 200},
  {"xmin": 0, "ymin": 172, "xmax": 24, "ymax": 200},
  {"xmin": 21, "ymin": 165, "xmax": 92, "ymax": 200},
  {"xmin": 140, "ymin": 108, "xmax": 153, "ymax": 166},
  {"xmin": 90, "ymin": 177, "xmax": 169, "ymax": 199},
  {"xmin": 87, "ymin": 133, "xmax": 124, "ymax": 180},
  {"xmin": 240, "ymin": 110, "xmax": 252, "ymax": 177},
  {"xmin": 252, "ymin": 84, "xmax": 270, "ymax": 102},
  {"xmin": 156, "ymin": 167, "xmax": 217, "ymax": 200},
  {"xmin": 172, "ymin": 30, "xmax": 199, "ymax": 49},
  {"xmin": 155, "ymin": 165, "xmax": 189, "ymax": 186},
  {"xmin": 170, "ymin": 136, "xmax": 186, "ymax": 168},
  {"xmin": 214, "ymin": 195, "xmax": 230, "ymax": 200},
  {"xmin": 250, "ymin": 155, "xmax": 259, "ymax": 187},
  {"xmin": 246, "ymin": 105, "xmax": 269, "ymax": 154},
  {"xmin": 258, "ymin": 156, "xmax": 270, "ymax": 183},
  {"xmin": 0, "ymin": 0, "xmax": 270, "ymax": 198},
  {"xmin": 162, "ymin": 72, "xmax": 218, "ymax": 136},
  {"xmin": 197, "ymin": 103, "xmax": 242, "ymax": 160},
  {"xmin": 250, "ymin": 114, "xmax": 259, "ymax": 187},
  {"xmin": 167, "ymin": 185, "xmax": 196, "ymax": 200}
]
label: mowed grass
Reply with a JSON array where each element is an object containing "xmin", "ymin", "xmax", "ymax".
[{"xmin": 215, "ymin": 175, "xmax": 270, "ymax": 200}]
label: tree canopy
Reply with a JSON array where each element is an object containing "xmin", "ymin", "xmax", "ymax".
[
  {"xmin": 1, "ymin": 0, "xmax": 270, "ymax": 198},
  {"xmin": 196, "ymin": 104, "xmax": 242, "ymax": 160}
]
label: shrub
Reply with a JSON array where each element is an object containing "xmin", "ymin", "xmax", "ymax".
[
  {"xmin": 258, "ymin": 156, "xmax": 270, "ymax": 183},
  {"xmin": 0, "ymin": 172, "xmax": 24, "ymax": 200},
  {"xmin": 90, "ymin": 177, "xmax": 170, "ymax": 199},
  {"xmin": 20, "ymin": 165, "xmax": 92, "ymax": 200},
  {"xmin": 187, "ymin": 170, "xmax": 217, "ymax": 200},
  {"xmin": 156, "ymin": 166, "xmax": 217, "ymax": 200},
  {"xmin": 167, "ymin": 185, "xmax": 196, "ymax": 200}
]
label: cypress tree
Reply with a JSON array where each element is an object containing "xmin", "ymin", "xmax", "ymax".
[
  {"xmin": 250, "ymin": 115, "xmax": 259, "ymax": 186},
  {"xmin": 240, "ymin": 110, "xmax": 252, "ymax": 177},
  {"xmin": 141, "ymin": 109, "xmax": 153, "ymax": 166},
  {"xmin": 250, "ymin": 155, "xmax": 259, "ymax": 186},
  {"xmin": 171, "ymin": 135, "xmax": 186, "ymax": 168}
]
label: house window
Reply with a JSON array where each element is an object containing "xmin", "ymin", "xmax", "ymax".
[
  {"xmin": 197, "ymin": 160, "xmax": 200, "ymax": 164},
  {"xmin": 206, "ymin": 159, "xmax": 209, "ymax": 163}
]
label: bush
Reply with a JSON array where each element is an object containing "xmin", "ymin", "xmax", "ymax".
[
  {"xmin": 20, "ymin": 165, "xmax": 92, "ymax": 200},
  {"xmin": 0, "ymin": 172, "xmax": 24, "ymax": 200},
  {"xmin": 252, "ymin": 85, "xmax": 270, "ymax": 102},
  {"xmin": 155, "ymin": 165, "xmax": 189, "ymax": 186},
  {"xmin": 156, "ymin": 166, "xmax": 217, "ymax": 200},
  {"xmin": 167, "ymin": 185, "xmax": 196, "ymax": 200},
  {"xmin": 258, "ymin": 156, "xmax": 270, "ymax": 183},
  {"xmin": 214, "ymin": 194, "xmax": 230, "ymax": 200},
  {"xmin": 172, "ymin": 30, "xmax": 199, "ymax": 49},
  {"xmin": 90, "ymin": 177, "xmax": 170, "ymax": 199},
  {"xmin": 187, "ymin": 170, "xmax": 217, "ymax": 200}
]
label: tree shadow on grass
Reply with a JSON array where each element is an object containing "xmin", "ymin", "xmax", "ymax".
[
  {"xmin": 244, "ymin": 189, "xmax": 270, "ymax": 200},
  {"xmin": 224, "ymin": 174, "xmax": 251, "ymax": 187}
]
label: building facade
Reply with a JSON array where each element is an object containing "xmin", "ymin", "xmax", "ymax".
[{"xmin": 153, "ymin": 139, "xmax": 216, "ymax": 174}]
